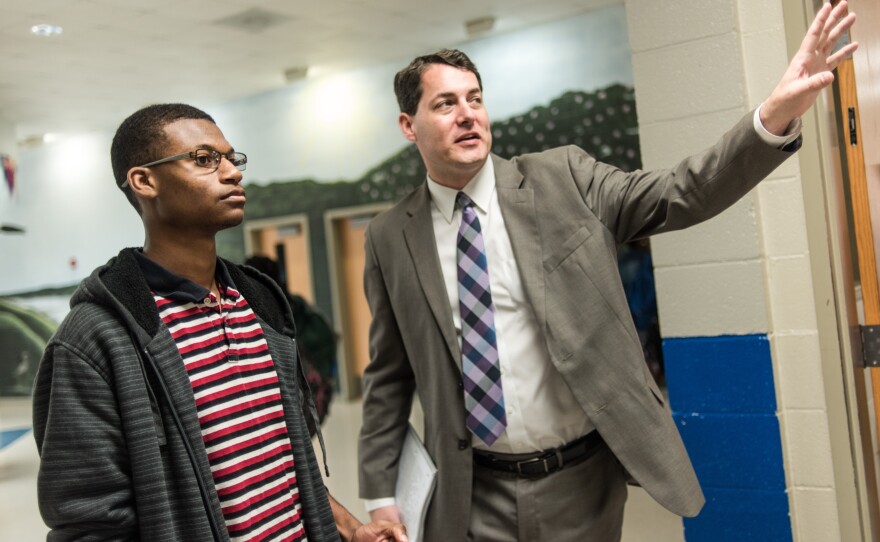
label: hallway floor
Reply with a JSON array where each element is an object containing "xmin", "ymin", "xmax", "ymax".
[{"xmin": 1, "ymin": 397, "xmax": 684, "ymax": 541}]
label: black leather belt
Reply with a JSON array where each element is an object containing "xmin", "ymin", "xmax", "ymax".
[{"xmin": 472, "ymin": 431, "xmax": 604, "ymax": 477}]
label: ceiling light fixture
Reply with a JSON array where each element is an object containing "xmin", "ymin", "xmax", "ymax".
[
  {"xmin": 18, "ymin": 135, "xmax": 45, "ymax": 147},
  {"xmin": 464, "ymin": 16, "xmax": 495, "ymax": 37},
  {"xmin": 213, "ymin": 8, "xmax": 289, "ymax": 33},
  {"xmin": 31, "ymin": 24, "xmax": 63, "ymax": 37},
  {"xmin": 284, "ymin": 66, "xmax": 309, "ymax": 83}
]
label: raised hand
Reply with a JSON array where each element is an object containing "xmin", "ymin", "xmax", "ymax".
[{"xmin": 761, "ymin": 1, "xmax": 858, "ymax": 135}]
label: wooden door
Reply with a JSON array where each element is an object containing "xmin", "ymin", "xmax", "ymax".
[
  {"xmin": 246, "ymin": 216, "xmax": 313, "ymax": 302},
  {"xmin": 834, "ymin": 0, "xmax": 880, "ymax": 446},
  {"xmin": 326, "ymin": 204, "xmax": 390, "ymax": 399},
  {"xmin": 830, "ymin": 3, "xmax": 880, "ymax": 534}
]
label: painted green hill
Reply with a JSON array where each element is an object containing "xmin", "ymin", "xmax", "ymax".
[
  {"xmin": 218, "ymin": 83, "xmax": 640, "ymax": 265},
  {"xmin": 0, "ymin": 299, "xmax": 58, "ymax": 396}
]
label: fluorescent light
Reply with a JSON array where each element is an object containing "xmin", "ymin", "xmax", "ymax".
[
  {"xmin": 31, "ymin": 24, "xmax": 63, "ymax": 37},
  {"xmin": 17, "ymin": 133, "xmax": 62, "ymax": 147}
]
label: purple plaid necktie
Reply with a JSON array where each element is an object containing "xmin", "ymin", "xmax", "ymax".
[{"xmin": 456, "ymin": 192, "xmax": 507, "ymax": 447}]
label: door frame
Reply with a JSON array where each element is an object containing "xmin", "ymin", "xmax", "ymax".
[
  {"xmin": 325, "ymin": 203, "xmax": 392, "ymax": 400},
  {"xmin": 785, "ymin": 0, "xmax": 880, "ymax": 539},
  {"xmin": 243, "ymin": 213, "xmax": 313, "ymax": 299}
]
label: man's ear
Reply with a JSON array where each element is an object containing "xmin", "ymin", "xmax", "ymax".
[
  {"xmin": 126, "ymin": 167, "xmax": 158, "ymax": 201},
  {"xmin": 399, "ymin": 113, "xmax": 416, "ymax": 143}
]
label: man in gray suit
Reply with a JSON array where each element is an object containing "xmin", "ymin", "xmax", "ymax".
[{"xmin": 359, "ymin": 3, "xmax": 857, "ymax": 540}]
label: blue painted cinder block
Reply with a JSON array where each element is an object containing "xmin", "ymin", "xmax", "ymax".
[
  {"xmin": 684, "ymin": 487, "xmax": 793, "ymax": 542},
  {"xmin": 673, "ymin": 412, "xmax": 785, "ymax": 491},
  {"xmin": 664, "ymin": 334, "xmax": 775, "ymax": 414},
  {"xmin": 663, "ymin": 334, "xmax": 791, "ymax": 541}
]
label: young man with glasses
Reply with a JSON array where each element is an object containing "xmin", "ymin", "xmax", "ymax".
[{"xmin": 32, "ymin": 103, "xmax": 407, "ymax": 542}]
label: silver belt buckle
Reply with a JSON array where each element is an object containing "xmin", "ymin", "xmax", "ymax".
[{"xmin": 555, "ymin": 448, "xmax": 565, "ymax": 470}]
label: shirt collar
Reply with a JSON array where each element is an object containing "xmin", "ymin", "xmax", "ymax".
[
  {"xmin": 426, "ymin": 157, "xmax": 496, "ymax": 224},
  {"xmin": 134, "ymin": 249, "xmax": 237, "ymax": 303}
]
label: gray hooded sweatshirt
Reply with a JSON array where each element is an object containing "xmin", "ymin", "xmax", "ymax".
[{"xmin": 33, "ymin": 248, "xmax": 340, "ymax": 541}]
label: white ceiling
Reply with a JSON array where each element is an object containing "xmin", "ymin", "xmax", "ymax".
[{"xmin": 0, "ymin": 0, "xmax": 619, "ymax": 140}]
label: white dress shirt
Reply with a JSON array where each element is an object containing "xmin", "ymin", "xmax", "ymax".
[{"xmin": 425, "ymin": 159, "xmax": 594, "ymax": 454}]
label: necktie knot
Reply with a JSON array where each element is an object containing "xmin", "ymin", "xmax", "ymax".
[{"xmin": 457, "ymin": 192, "xmax": 480, "ymax": 233}]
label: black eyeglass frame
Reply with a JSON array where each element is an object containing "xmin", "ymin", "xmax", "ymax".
[{"xmin": 120, "ymin": 149, "xmax": 247, "ymax": 188}]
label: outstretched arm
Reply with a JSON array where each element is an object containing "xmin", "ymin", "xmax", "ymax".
[{"xmin": 761, "ymin": 0, "xmax": 858, "ymax": 135}]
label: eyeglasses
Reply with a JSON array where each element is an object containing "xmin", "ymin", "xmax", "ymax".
[{"xmin": 120, "ymin": 149, "xmax": 247, "ymax": 188}]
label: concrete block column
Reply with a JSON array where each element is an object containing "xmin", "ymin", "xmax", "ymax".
[{"xmin": 624, "ymin": 0, "xmax": 840, "ymax": 540}]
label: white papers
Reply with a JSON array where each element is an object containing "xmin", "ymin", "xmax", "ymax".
[{"xmin": 395, "ymin": 424, "xmax": 437, "ymax": 542}]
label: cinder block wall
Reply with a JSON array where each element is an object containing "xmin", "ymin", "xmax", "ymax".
[{"xmin": 624, "ymin": 0, "xmax": 840, "ymax": 540}]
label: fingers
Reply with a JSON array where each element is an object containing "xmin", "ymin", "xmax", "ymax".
[
  {"xmin": 804, "ymin": 1, "xmax": 853, "ymax": 54},
  {"xmin": 390, "ymin": 525, "xmax": 409, "ymax": 542},
  {"xmin": 806, "ymin": 71, "xmax": 835, "ymax": 92},
  {"xmin": 372, "ymin": 523, "xmax": 408, "ymax": 542},
  {"xmin": 824, "ymin": 12, "xmax": 856, "ymax": 53},
  {"xmin": 817, "ymin": 3, "xmax": 836, "ymax": 49},
  {"xmin": 369, "ymin": 504, "xmax": 401, "ymax": 524},
  {"xmin": 803, "ymin": 1, "xmax": 833, "ymax": 52},
  {"xmin": 826, "ymin": 41, "xmax": 859, "ymax": 69},
  {"xmin": 825, "ymin": 1, "xmax": 851, "ymax": 35}
]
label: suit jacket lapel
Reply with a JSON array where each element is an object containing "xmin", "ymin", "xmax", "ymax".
[
  {"xmin": 402, "ymin": 184, "xmax": 461, "ymax": 367},
  {"xmin": 493, "ymin": 155, "xmax": 547, "ymax": 330}
]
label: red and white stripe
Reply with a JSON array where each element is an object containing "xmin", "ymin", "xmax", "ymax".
[{"xmin": 154, "ymin": 285, "xmax": 307, "ymax": 542}]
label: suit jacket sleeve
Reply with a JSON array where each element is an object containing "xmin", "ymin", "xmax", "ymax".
[
  {"xmin": 563, "ymin": 110, "xmax": 795, "ymax": 244},
  {"xmin": 358, "ymin": 222, "xmax": 417, "ymax": 499}
]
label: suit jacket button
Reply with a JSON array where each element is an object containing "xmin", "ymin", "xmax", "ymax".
[
  {"xmin": 457, "ymin": 380, "xmax": 464, "ymax": 389},
  {"xmin": 458, "ymin": 439, "xmax": 469, "ymax": 450}
]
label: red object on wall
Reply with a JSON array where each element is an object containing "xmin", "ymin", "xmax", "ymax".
[
  {"xmin": 1, "ymin": 155, "xmax": 15, "ymax": 195},
  {"xmin": 69, "ymin": 257, "xmax": 77, "ymax": 270}
]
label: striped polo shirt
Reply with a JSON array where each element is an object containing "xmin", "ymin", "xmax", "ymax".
[{"xmin": 136, "ymin": 252, "xmax": 308, "ymax": 542}]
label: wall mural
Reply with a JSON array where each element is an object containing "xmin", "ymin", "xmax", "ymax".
[
  {"xmin": 218, "ymin": 83, "xmax": 640, "ymax": 277},
  {"xmin": 0, "ymin": 298, "xmax": 57, "ymax": 396}
]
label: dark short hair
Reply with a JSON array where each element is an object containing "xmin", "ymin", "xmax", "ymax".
[
  {"xmin": 394, "ymin": 49, "xmax": 482, "ymax": 116},
  {"xmin": 110, "ymin": 103, "xmax": 215, "ymax": 211}
]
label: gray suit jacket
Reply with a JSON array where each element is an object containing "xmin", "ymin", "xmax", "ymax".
[{"xmin": 358, "ymin": 111, "xmax": 793, "ymax": 541}]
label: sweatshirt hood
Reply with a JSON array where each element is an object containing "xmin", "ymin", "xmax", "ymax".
[
  {"xmin": 70, "ymin": 248, "xmax": 164, "ymax": 343},
  {"xmin": 71, "ymin": 248, "xmax": 295, "ymax": 345}
]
